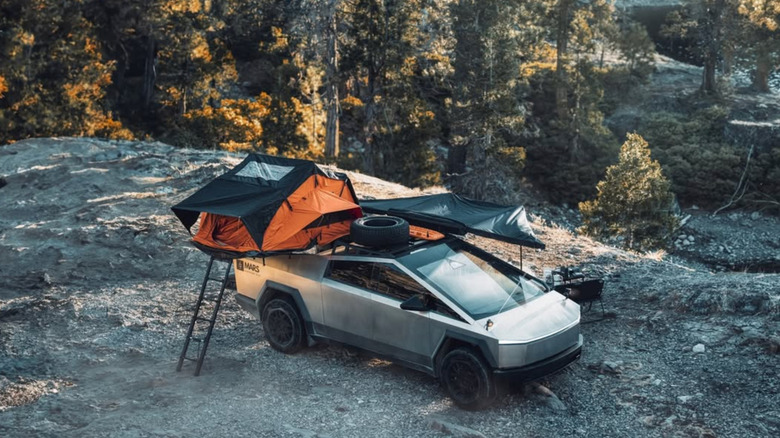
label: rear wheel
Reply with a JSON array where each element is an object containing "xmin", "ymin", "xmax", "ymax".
[
  {"xmin": 439, "ymin": 347, "xmax": 496, "ymax": 410},
  {"xmin": 262, "ymin": 297, "xmax": 305, "ymax": 353}
]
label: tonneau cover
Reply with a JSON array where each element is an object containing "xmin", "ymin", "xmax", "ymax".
[{"xmin": 360, "ymin": 193, "xmax": 544, "ymax": 249}]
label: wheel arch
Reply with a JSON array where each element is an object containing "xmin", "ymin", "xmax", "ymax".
[
  {"xmin": 256, "ymin": 281, "xmax": 314, "ymax": 336},
  {"xmin": 432, "ymin": 330, "xmax": 498, "ymax": 378}
]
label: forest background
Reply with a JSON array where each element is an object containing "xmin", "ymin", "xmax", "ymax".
[{"xmin": 1, "ymin": 0, "xmax": 778, "ymax": 216}]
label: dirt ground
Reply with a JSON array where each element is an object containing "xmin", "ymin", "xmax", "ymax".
[{"xmin": 1, "ymin": 138, "xmax": 778, "ymax": 437}]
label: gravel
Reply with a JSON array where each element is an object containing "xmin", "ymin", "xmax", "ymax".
[{"xmin": 1, "ymin": 138, "xmax": 778, "ymax": 437}]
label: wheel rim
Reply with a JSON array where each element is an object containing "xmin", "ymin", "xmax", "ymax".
[
  {"xmin": 267, "ymin": 307, "xmax": 295, "ymax": 347},
  {"xmin": 447, "ymin": 358, "xmax": 480, "ymax": 403}
]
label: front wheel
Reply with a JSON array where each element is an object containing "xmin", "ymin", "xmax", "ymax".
[
  {"xmin": 439, "ymin": 348, "xmax": 496, "ymax": 410},
  {"xmin": 261, "ymin": 297, "xmax": 305, "ymax": 354}
]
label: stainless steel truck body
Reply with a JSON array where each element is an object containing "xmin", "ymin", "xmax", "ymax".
[{"xmin": 233, "ymin": 237, "xmax": 582, "ymax": 409}]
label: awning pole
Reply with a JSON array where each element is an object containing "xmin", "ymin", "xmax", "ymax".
[{"xmin": 520, "ymin": 246, "xmax": 523, "ymax": 271}]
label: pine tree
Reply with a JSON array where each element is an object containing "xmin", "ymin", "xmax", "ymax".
[
  {"xmin": 0, "ymin": 0, "xmax": 130, "ymax": 143},
  {"xmin": 286, "ymin": 0, "xmax": 343, "ymax": 159},
  {"xmin": 342, "ymin": 0, "xmax": 423, "ymax": 174},
  {"xmin": 521, "ymin": 1, "xmax": 620, "ymax": 204},
  {"xmin": 661, "ymin": 0, "xmax": 742, "ymax": 94},
  {"xmin": 150, "ymin": 1, "xmax": 237, "ymax": 118},
  {"xmin": 737, "ymin": 0, "xmax": 780, "ymax": 92},
  {"xmin": 616, "ymin": 20, "xmax": 656, "ymax": 78},
  {"xmin": 556, "ymin": 0, "xmax": 616, "ymax": 155},
  {"xmin": 450, "ymin": 0, "xmax": 536, "ymax": 170},
  {"xmin": 337, "ymin": 0, "xmax": 443, "ymax": 186},
  {"xmin": 552, "ymin": 0, "xmax": 615, "ymax": 125},
  {"xmin": 579, "ymin": 133, "xmax": 679, "ymax": 251}
]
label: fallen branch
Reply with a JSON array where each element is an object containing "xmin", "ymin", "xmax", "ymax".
[
  {"xmin": 713, "ymin": 141, "xmax": 755, "ymax": 216},
  {"xmin": 751, "ymin": 199, "xmax": 780, "ymax": 207}
]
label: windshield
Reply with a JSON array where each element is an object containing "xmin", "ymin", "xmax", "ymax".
[{"xmin": 401, "ymin": 240, "xmax": 546, "ymax": 320}]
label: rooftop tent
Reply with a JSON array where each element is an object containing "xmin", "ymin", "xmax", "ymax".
[
  {"xmin": 360, "ymin": 193, "xmax": 545, "ymax": 249},
  {"xmin": 172, "ymin": 154, "xmax": 363, "ymax": 254}
]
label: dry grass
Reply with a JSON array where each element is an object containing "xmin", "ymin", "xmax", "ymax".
[{"xmin": 0, "ymin": 378, "xmax": 70, "ymax": 411}]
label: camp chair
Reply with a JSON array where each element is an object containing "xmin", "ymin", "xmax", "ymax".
[{"xmin": 552, "ymin": 266, "xmax": 605, "ymax": 320}]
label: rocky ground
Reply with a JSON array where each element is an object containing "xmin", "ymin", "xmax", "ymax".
[
  {"xmin": 671, "ymin": 210, "xmax": 780, "ymax": 273},
  {"xmin": 1, "ymin": 138, "xmax": 778, "ymax": 437},
  {"xmin": 606, "ymin": 52, "xmax": 780, "ymax": 152}
]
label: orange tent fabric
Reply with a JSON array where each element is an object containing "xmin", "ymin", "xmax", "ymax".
[
  {"xmin": 263, "ymin": 176, "xmax": 362, "ymax": 251},
  {"xmin": 173, "ymin": 153, "xmax": 362, "ymax": 255},
  {"xmin": 192, "ymin": 214, "xmax": 261, "ymax": 253}
]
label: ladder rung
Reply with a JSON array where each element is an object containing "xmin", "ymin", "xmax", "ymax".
[
  {"xmin": 196, "ymin": 294, "xmax": 219, "ymax": 302},
  {"xmin": 177, "ymin": 255, "xmax": 231, "ymax": 375}
]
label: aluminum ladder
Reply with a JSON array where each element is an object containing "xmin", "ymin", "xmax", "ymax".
[{"xmin": 176, "ymin": 255, "xmax": 233, "ymax": 376}]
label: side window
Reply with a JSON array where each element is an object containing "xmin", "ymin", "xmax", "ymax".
[
  {"xmin": 370, "ymin": 264, "xmax": 428, "ymax": 302},
  {"xmin": 326, "ymin": 260, "xmax": 374, "ymax": 289},
  {"xmin": 372, "ymin": 264, "xmax": 466, "ymax": 321}
]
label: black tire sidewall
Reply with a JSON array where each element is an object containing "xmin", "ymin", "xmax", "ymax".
[
  {"xmin": 350, "ymin": 216, "xmax": 409, "ymax": 247},
  {"xmin": 439, "ymin": 348, "xmax": 495, "ymax": 410},
  {"xmin": 261, "ymin": 297, "xmax": 305, "ymax": 353}
]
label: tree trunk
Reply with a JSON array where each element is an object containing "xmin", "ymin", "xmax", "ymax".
[
  {"xmin": 555, "ymin": 0, "xmax": 572, "ymax": 122},
  {"xmin": 142, "ymin": 36, "xmax": 156, "ymax": 110},
  {"xmin": 181, "ymin": 86, "xmax": 188, "ymax": 115},
  {"xmin": 325, "ymin": 100, "xmax": 339, "ymax": 157},
  {"xmin": 722, "ymin": 45, "xmax": 733, "ymax": 77},
  {"xmin": 448, "ymin": 142, "xmax": 467, "ymax": 175},
  {"xmin": 699, "ymin": 0, "xmax": 721, "ymax": 95},
  {"xmin": 324, "ymin": 3, "xmax": 340, "ymax": 159},
  {"xmin": 570, "ymin": 67, "xmax": 582, "ymax": 157},
  {"xmin": 113, "ymin": 42, "xmax": 128, "ymax": 106},
  {"xmin": 701, "ymin": 52, "xmax": 717, "ymax": 94},
  {"xmin": 362, "ymin": 67, "xmax": 377, "ymax": 174},
  {"xmin": 754, "ymin": 44, "xmax": 771, "ymax": 93}
]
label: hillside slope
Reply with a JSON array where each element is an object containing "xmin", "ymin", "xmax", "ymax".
[{"xmin": 0, "ymin": 138, "xmax": 778, "ymax": 437}]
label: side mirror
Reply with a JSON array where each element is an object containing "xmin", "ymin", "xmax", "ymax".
[{"xmin": 400, "ymin": 294, "xmax": 430, "ymax": 312}]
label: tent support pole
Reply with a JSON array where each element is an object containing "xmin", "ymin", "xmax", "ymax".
[{"xmin": 520, "ymin": 246, "xmax": 523, "ymax": 271}]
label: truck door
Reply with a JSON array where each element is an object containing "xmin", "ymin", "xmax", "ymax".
[
  {"xmin": 369, "ymin": 263, "xmax": 431, "ymax": 368},
  {"xmin": 321, "ymin": 259, "xmax": 376, "ymax": 350}
]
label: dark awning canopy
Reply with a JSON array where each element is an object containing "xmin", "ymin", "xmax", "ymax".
[{"xmin": 360, "ymin": 193, "xmax": 545, "ymax": 249}]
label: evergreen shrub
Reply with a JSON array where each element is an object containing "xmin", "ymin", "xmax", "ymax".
[{"xmin": 579, "ymin": 133, "xmax": 678, "ymax": 250}]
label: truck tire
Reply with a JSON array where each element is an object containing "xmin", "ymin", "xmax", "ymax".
[
  {"xmin": 350, "ymin": 216, "xmax": 409, "ymax": 247},
  {"xmin": 439, "ymin": 347, "xmax": 496, "ymax": 410},
  {"xmin": 262, "ymin": 296, "xmax": 305, "ymax": 354}
]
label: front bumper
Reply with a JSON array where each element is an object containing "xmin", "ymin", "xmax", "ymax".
[{"xmin": 493, "ymin": 335, "xmax": 583, "ymax": 383}]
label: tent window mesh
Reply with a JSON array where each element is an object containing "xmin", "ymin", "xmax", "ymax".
[{"xmin": 235, "ymin": 161, "xmax": 295, "ymax": 180}]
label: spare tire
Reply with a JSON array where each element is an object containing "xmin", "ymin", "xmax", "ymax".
[{"xmin": 350, "ymin": 216, "xmax": 409, "ymax": 247}]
